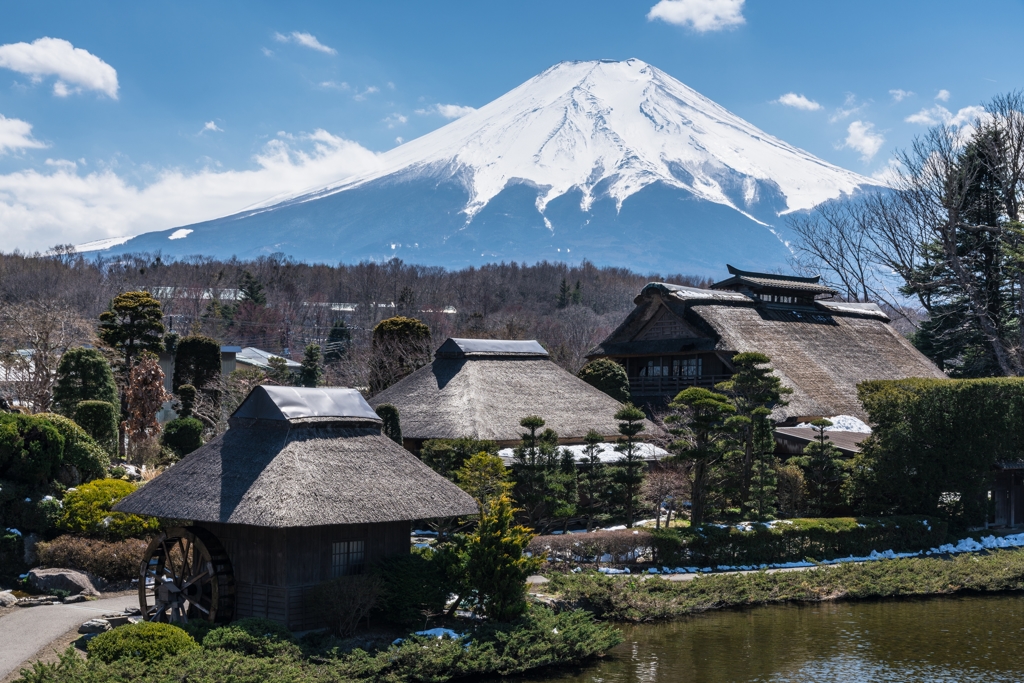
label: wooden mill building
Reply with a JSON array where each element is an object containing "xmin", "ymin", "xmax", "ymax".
[
  {"xmin": 115, "ymin": 386, "xmax": 477, "ymax": 629},
  {"xmin": 369, "ymin": 338, "xmax": 657, "ymax": 449},
  {"xmin": 587, "ymin": 265, "xmax": 945, "ymax": 423}
]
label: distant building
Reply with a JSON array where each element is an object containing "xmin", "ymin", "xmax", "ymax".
[
  {"xmin": 587, "ymin": 265, "xmax": 945, "ymax": 424},
  {"xmin": 234, "ymin": 347, "xmax": 301, "ymax": 373}
]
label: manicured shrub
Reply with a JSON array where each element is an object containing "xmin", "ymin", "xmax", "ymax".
[
  {"xmin": 35, "ymin": 535, "xmax": 148, "ymax": 581},
  {"xmin": 73, "ymin": 401, "xmax": 119, "ymax": 456},
  {"xmin": 87, "ymin": 622, "xmax": 198, "ymax": 663},
  {"xmin": 202, "ymin": 618, "xmax": 300, "ymax": 658},
  {"xmin": 577, "ymin": 358, "xmax": 630, "ymax": 403},
  {"xmin": 160, "ymin": 417, "xmax": 203, "ymax": 458},
  {"xmin": 35, "ymin": 413, "xmax": 109, "ymax": 483},
  {"xmin": 0, "ymin": 413, "xmax": 64, "ymax": 486},
  {"xmin": 58, "ymin": 479, "xmax": 159, "ymax": 541},
  {"xmin": 372, "ymin": 551, "xmax": 449, "ymax": 626},
  {"xmin": 530, "ymin": 529, "xmax": 655, "ymax": 566},
  {"xmin": 52, "ymin": 347, "xmax": 119, "ymax": 418}
]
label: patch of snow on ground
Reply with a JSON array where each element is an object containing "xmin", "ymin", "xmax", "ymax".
[{"xmin": 497, "ymin": 442, "xmax": 669, "ymax": 463}]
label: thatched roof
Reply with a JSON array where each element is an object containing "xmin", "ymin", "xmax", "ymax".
[
  {"xmin": 589, "ymin": 279, "xmax": 945, "ymax": 422},
  {"xmin": 369, "ymin": 338, "xmax": 656, "ymax": 444},
  {"xmin": 711, "ymin": 264, "xmax": 837, "ymax": 296},
  {"xmin": 114, "ymin": 386, "xmax": 478, "ymax": 526}
]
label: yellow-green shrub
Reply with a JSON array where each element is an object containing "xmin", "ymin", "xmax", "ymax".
[
  {"xmin": 88, "ymin": 622, "xmax": 198, "ymax": 663},
  {"xmin": 59, "ymin": 479, "xmax": 159, "ymax": 541}
]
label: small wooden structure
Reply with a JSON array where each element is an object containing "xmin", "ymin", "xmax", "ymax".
[
  {"xmin": 114, "ymin": 386, "xmax": 478, "ymax": 629},
  {"xmin": 587, "ymin": 265, "xmax": 945, "ymax": 423},
  {"xmin": 369, "ymin": 338, "xmax": 657, "ymax": 449}
]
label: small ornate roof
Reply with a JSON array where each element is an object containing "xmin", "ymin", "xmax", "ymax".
[{"xmin": 711, "ymin": 264, "xmax": 838, "ymax": 296}]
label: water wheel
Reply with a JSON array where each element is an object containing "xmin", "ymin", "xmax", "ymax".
[{"xmin": 138, "ymin": 526, "xmax": 234, "ymax": 624}]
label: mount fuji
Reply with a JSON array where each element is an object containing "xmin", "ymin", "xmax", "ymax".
[{"xmin": 103, "ymin": 59, "xmax": 880, "ymax": 274}]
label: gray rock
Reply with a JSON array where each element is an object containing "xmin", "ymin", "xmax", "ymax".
[
  {"xmin": 78, "ymin": 619, "xmax": 111, "ymax": 634},
  {"xmin": 17, "ymin": 596, "xmax": 59, "ymax": 607},
  {"xmin": 27, "ymin": 568, "xmax": 100, "ymax": 597},
  {"xmin": 0, "ymin": 591, "xmax": 17, "ymax": 607},
  {"xmin": 63, "ymin": 593, "xmax": 87, "ymax": 603}
]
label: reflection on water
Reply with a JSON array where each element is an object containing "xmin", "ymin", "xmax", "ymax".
[{"xmin": 516, "ymin": 594, "xmax": 1024, "ymax": 683}]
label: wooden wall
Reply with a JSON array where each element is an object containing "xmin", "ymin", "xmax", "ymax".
[{"xmin": 198, "ymin": 520, "xmax": 410, "ymax": 630}]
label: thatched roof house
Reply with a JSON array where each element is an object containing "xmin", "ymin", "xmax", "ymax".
[
  {"xmin": 115, "ymin": 386, "xmax": 477, "ymax": 629},
  {"xmin": 369, "ymin": 338, "xmax": 655, "ymax": 447},
  {"xmin": 587, "ymin": 265, "xmax": 944, "ymax": 423}
]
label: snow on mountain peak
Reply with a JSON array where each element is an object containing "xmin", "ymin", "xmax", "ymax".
[{"xmin": 310, "ymin": 58, "xmax": 874, "ymax": 222}]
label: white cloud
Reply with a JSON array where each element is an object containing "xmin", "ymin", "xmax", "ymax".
[
  {"xmin": 272, "ymin": 31, "xmax": 336, "ymax": 55},
  {"xmin": 200, "ymin": 121, "xmax": 223, "ymax": 134},
  {"xmin": 829, "ymin": 94, "xmax": 866, "ymax": 123},
  {"xmin": 842, "ymin": 120, "xmax": 884, "ymax": 161},
  {"xmin": 319, "ymin": 80, "xmax": 350, "ymax": 91},
  {"xmin": 935, "ymin": 89, "xmax": 951, "ymax": 102},
  {"xmin": 0, "ymin": 129, "xmax": 382, "ymax": 253},
  {"xmin": 0, "ymin": 37, "xmax": 118, "ymax": 99},
  {"xmin": 415, "ymin": 103, "xmax": 477, "ymax": 119},
  {"xmin": 889, "ymin": 89, "xmax": 913, "ymax": 102},
  {"xmin": 870, "ymin": 158, "xmax": 902, "ymax": 186},
  {"xmin": 261, "ymin": 47, "xmax": 274, "ymax": 57},
  {"xmin": 905, "ymin": 104, "xmax": 986, "ymax": 127},
  {"xmin": 647, "ymin": 0, "xmax": 745, "ymax": 31},
  {"xmin": 0, "ymin": 114, "xmax": 48, "ymax": 154},
  {"xmin": 353, "ymin": 86, "xmax": 379, "ymax": 101},
  {"xmin": 395, "ymin": 137, "xmax": 404, "ymax": 144},
  {"xmin": 776, "ymin": 93, "xmax": 821, "ymax": 111},
  {"xmin": 383, "ymin": 113, "xmax": 408, "ymax": 129}
]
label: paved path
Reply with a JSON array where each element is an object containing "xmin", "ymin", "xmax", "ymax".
[{"xmin": 0, "ymin": 596, "xmax": 136, "ymax": 680}]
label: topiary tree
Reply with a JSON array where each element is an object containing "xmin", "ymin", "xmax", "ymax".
[
  {"xmin": 577, "ymin": 359, "xmax": 630, "ymax": 404},
  {"xmin": 59, "ymin": 479, "xmax": 159, "ymax": 540},
  {"xmin": 369, "ymin": 316, "xmax": 431, "ymax": 394},
  {"xmin": 299, "ymin": 344, "xmax": 323, "ymax": 388},
  {"xmin": 612, "ymin": 403, "xmax": 647, "ymax": 528},
  {"xmin": 35, "ymin": 413, "xmax": 109, "ymax": 484},
  {"xmin": 161, "ymin": 417, "xmax": 204, "ymax": 459},
  {"xmin": 0, "ymin": 413, "xmax": 64, "ymax": 486},
  {"xmin": 73, "ymin": 400, "xmax": 119, "ymax": 456},
  {"xmin": 175, "ymin": 384, "xmax": 197, "ymax": 418},
  {"xmin": 88, "ymin": 622, "xmax": 199, "ymax": 663},
  {"xmin": 787, "ymin": 419, "xmax": 847, "ymax": 516},
  {"xmin": 465, "ymin": 493, "xmax": 540, "ymax": 621},
  {"xmin": 172, "ymin": 335, "xmax": 221, "ymax": 393},
  {"xmin": 374, "ymin": 404, "xmax": 402, "ymax": 444},
  {"xmin": 98, "ymin": 291, "xmax": 165, "ymax": 372},
  {"xmin": 52, "ymin": 347, "xmax": 119, "ymax": 418}
]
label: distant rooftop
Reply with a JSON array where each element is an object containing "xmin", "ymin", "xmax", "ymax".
[
  {"xmin": 236, "ymin": 347, "xmax": 301, "ymax": 370},
  {"xmin": 711, "ymin": 264, "xmax": 837, "ymax": 297},
  {"xmin": 435, "ymin": 338, "xmax": 549, "ymax": 358},
  {"xmin": 231, "ymin": 386, "xmax": 381, "ymax": 422}
]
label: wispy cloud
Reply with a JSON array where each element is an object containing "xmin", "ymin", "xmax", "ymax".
[
  {"xmin": 647, "ymin": 0, "xmax": 745, "ymax": 31},
  {"xmin": 0, "ymin": 37, "xmax": 118, "ymax": 99},
  {"xmin": 319, "ymin": 80, "xmax": 350, "ymax": 91},
  {"xmin": 272, "ymin": 31, "xmax": 336, "ymax": 55},
  {"xmin": 935, "ymin": 89, "xmax": 951, "ymax": 102},
  {"xmin": 889, "ymin": 89, "xmax": 913, "ymax": 102},
  {"xmin": 775, "ymin": 93, "xmax": 821, "ymax": 111},
  {"xmin": 905, "ymin": 104, "xmax": 986, "ymax": 127},
  {"xmin": 414, "ymin": 103, "xmax": 477, "ymax": 119},
  {"xmin": 0, "ymin": 129, "xmax": 382, "ymax": 253},
  {"xmin": 842, "ymin": 121, "xmax": 884, "ymax": 161},
  {"xmin": 829, "ymin": 94, "xmax": 866, "ymax": 123},
  {"xmin": 353, "ymin": 86, "xmax": 379, "ymax": 101},
  {"xmin": 383, "ymin": 113, "xmax": 408, "ymax": 129},
  {"xmin": 0, "ymin": 114, "xmax": 48, "ymax": 154},
  {"xmin": 199, "ymin": 121, "xmax": 223, "ymax": 135}
]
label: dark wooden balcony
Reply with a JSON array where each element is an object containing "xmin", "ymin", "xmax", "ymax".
[{"xmin": 628, "ymin": 374, "xmax": 731, "ymax": 398}]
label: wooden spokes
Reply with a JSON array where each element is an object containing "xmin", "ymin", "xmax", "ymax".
[{"xmin": 138, "ymin": 527, "xmax": 234, "ymax": 625}]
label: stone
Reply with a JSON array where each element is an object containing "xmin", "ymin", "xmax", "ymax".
[
  {"xmin": 78, "ymin": 619, "xmax": 111, "ymax": 634},
  {"xmin": 63, "ymin": 593, "xmax": 87, "ymax": 603},
  {"xmin": 17, "ymin": 596, "xmax": 59, "ymax": 607},
  {"xmin": 0, "ymin": 591, "xmax": 17, "ymax": 607},
  {"xmin": 27, "ymin": 568, "xmax": 100, "ymax": 597}
]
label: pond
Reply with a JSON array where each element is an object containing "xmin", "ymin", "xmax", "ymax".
[{"xmin": 518, "ymin": 594, "xmax": 1024, "ymax": 683}]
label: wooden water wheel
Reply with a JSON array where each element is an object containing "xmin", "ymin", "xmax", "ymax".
[{"xmin": 138, "ymin": 526, "xmax": 234, "ymax": 624}]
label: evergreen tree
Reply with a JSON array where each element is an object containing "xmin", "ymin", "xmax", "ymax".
[
  {"xmin": 578, "ymin": 430, "xmax": 608, "ymax": 531},
  {"xmin": 578, "ymin": 359, "xmax": 630, "ymax": 403},
  {"xmin": 787, "ymin": 419, "xmax": 847, "ymax": 516},
  {"xmin": 456, "ymin": 452, "xmax": 511, "ymax": 513},
  {"xmin": 374, "ymin": 403, "xmax": 402, "ymax": 445},
  {"xmin": 611, "ymin": 403, "xmax": 647, "ymax": 527},
  {"xmin": 323, "ymin": 320, "xmax": 352, "ymax": 363},
  {"xmin": 556, "ymin": 278, "xmax": 571, "ymax": 309},
  {"xmin": 172, "ymin": 335, "xmax": 221, "ymax": 392},
  {"xmin": 465, "ymin": 493, "xmax": 540, "ymax": 621},
  {"xmin": 238, "ymin": 270, "xmax": 267, "ymax": 305},
  {"xmin": 98, "ymin": 291, "xmax": 165, "ymax": 371},
  {"xmin": 299, "ymin": 344, "xmax": 323, "ymax": 387},
  {"xmin": 744, "ymin": 409, "xmax": 779, "ymax": 520},
  {"xmin": 175, "ymin": 384, "xmax": 197, "ymax": 418},
  {"xmin": 266, "ymin": 356, "xmax": 292, "ymax": 385},
  {"xmin": 420, "ymin": 437, "xmax": 498, "ymax": 481},
  {"xmin": 52, "ymin": 347, "xmax": 119, "ymax": 418},
  {"xmin": 511, "ymin": 415, "xmax": 550, "ymax": 529}
]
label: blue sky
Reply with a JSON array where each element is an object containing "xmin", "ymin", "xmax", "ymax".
[{"xmin": 1, "ymin": 0, "xmax": 1022, "ymax": 252}]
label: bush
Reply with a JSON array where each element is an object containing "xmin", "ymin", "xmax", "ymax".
[
  {"xmin": 530, "ymin": 529, "xmax": 655, "ymax": 565},
  {"xmin": 577, "ymin": 359, "xmax": 630, "ymax": 403},
  {"xmin": 35, "ymin": 413, "xmax": 108, "ymax": 484},
  {"xmin": 35, "ymin": 535, "xmax": 147, "ymax": 581},
  {"xmin": 73, "ymin": 401, "xmax": 119, "ymax": 456},
  {"xmin": 87, "ymin": 622, "xmax": 199, "ymax": 663},
  {"xmin": 202, "ymin": 618, "xmax": 300, "ymax": 658},
  {"xmin": 52, "ymin": 347, "xmax": 119, "ymax": 419},
  {"xmin": 420, "ymin": 437, "xmax": 498, "ymax": 480},
  {"xmin": 649, "ymin": 515, "xmax": 948, "ymax": 568},
  {"xmin": 374, "ymin": 404, "xmax": 402, "ymax": 445},
  {"xmin": 0, "ymin": 413, "xmax": 64, "ymax": 486},
  {"xmin": 311, "ymin": 574, "xmax": 382, "ymax": 636},
  {"xmin": 58, "ymin": 479, "xmax": 159, "ymax": 541},
  {"xmin": 172, "ymin": 335, "xmax": 221, "ymax": 393},
  {"xmin": 160, "ymin": 417, "xmax": 203, "ymax": 458},
  {"xmin": 372, "ymin": 552, "xmax": 449, "ymax": 626}
]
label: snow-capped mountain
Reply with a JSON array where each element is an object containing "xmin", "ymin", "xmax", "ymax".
[{"xmin": 104, "ymin": 59, "xmax": 880, "ymax": 274}]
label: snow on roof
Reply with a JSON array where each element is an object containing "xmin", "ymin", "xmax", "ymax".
[
  {"xmin": 435, "ymin": 338, "xmax": 548, "ymax": 358},
  {"xmin": 231, "ymin": 386, "xmax": 381, "ymax": 422},
  {"xmin": 235, "ymin": 347, "xmax": 301, "ymax": 370}
]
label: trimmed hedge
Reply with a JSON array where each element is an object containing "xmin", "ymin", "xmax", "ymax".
[
  {"xmin": 74, "ymin": 401, "xmax": 119, "ymax": 456},
  {"xmin": 58, "ymin": 479, "xmax": 159, "ymax": 541},
  {"xmin": 35, "ymin": 413, "xmax": 108, "ymax": 483},
  {"xmin": 650, "ymin": 516, "xmax": 948, "ymax": 567},
  {"xmin": 203, "ymin": 618, "xmax": 300, "ymax": 658},
  {"xmin": 160, "ymin": 417, "xmax": 203, "ymax": 458},
  {"xmin": 87, "ymin": 623, "xmax": 198, "ymax": 663}
]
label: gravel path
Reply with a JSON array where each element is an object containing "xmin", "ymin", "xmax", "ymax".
[{"xmin": 0, "ymin": 595, "xmax": 136, "ymax": 681}]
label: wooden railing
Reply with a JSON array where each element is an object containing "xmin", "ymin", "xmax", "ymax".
[{"xmin": 629, "ymin": 374, "xmax": 731, "ymax": 397}]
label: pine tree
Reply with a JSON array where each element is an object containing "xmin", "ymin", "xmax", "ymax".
[
  {"xmin": 238, "ymin": 270, "xmax": 267, "ymax": 305},
  {"xmin": 611, "ymin": 403, "xmax": 646, "ymax": 527},
  {"xmin": 465, "ymin": 493, "xmax": 540, "ymax": 621},
  {"xmin": 98, "ymin": 291, "xmax": 165, "ymax": 372},
  {"xmin": 787, "ymin": 419, "xmax": 846, "ymax": 516},
  {"xmin": 52, "ymin": 347, "xmax": 119, "ymax": 418},
  {"xmin": 556, "ymin": 278, "xmax": 571, "ymax": 309},
  {"xmin": 299, "ymin": 344, "xmax": 323, "ymax": 387},
  {"xmin": 578, "ymin": 430, "xmax": 607, "ymax": 531},
  {"xmin": 266, "ymin": 356, "xmax": 292, "ymax": 385},
  {"xmin": 456, "ymin": 452, "xmax": 511, "ymax": 513},
  {"xmin": 744, "ymin": 409, "xmax": 779, "ymax": 520},
  {"xmin": 374, "ymin": 403, "xmax": 402, "ymax": 445}
]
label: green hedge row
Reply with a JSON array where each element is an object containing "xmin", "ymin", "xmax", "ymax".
[{"xmin": 650, "ymin": 515, "xmax": 948, "ymax": 567}]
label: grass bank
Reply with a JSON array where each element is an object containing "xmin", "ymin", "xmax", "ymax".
[
  {"xmin": 546, "ymin": 548, "xmax": 1024, "ymax": 622},
  {"xmin": 17, "ymin": 607, "xmax": 621, "ymax": 683}
]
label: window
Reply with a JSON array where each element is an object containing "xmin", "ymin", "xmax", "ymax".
[
  {"xmin": 672, "ymin": 358, "xmax": 702, "ymax": 378},
  {"xmin": 331, "ymin": 540, "xmax": 365, "ymax": 577}
]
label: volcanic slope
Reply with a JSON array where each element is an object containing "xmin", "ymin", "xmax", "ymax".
[{"xmin": 104, "ymin": 59, "xmax": 879, "ymax": 274}]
